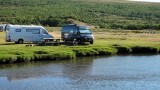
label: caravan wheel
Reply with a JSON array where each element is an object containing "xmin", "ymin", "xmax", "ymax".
[{"xmin": 18, "ymin": 39, "xmax": 23, "ymax": 44}]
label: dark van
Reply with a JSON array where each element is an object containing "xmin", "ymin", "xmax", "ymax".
[{"xmin": 61, "ymin": 24, "xmax": 94, "ymax": 44}]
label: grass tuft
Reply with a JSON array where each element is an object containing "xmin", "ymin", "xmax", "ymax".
[
  {"xmin": 17, "ymin": 54, "xmax": 35, "ymax": 62},
  {"xmin": 0, "ymin": 55, "xmax": 17, "ymax": 63},
  {"xmin": 34, "ymin": 50, "xmax": 49, "ymax": 54},
  {"xmin": 72, "ymin": 48, "xmax": 98, "ymax": 56},
  {"xmin": 93, "ymin": 47, "xmax": 117, "ymax": 55},
  {"xmin": 114, "ymin": 45, "xmax": 132, "ymax": 53},
  {"xmin": 131, "ymin": 46, "xmax": 159, "ymax": 53}
]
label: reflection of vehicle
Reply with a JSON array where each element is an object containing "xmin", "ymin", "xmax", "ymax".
[
  {"xmin": 5, "ymin": 24, "xmax": 53, "ymax": 44},
  {"xmin": 61, "ymin": 24, "xmax": 94, "ymax": 44}
]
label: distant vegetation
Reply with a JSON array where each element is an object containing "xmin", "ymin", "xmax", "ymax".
[{"xmin": 0, "ymin": 0, "xmax": 160, "ymax": 30}]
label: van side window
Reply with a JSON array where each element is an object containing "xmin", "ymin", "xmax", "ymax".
[
  {"xmin": 15, "ymin": 29, "xmax": 21, "ymax": 32},
  {"xmin": 26, "ymin": 29, "xmax": 32, "ymax": 32},
  {"xmin": 32, "ymin": 29, "xmax": 40, "ymax": 34},
  {"xmin": 63, "ymin": 26, "xmax": 77, "ymax": 34},
  {"xmin": 0, "ymin": 26, "xmax": 3, "ymax": 30}
]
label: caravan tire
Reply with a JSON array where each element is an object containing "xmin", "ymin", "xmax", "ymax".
[
  {"xmin": 18, "ymin": 39, "xmax": 23, "ymax": 44},
  {"xmin": 15, "ymin": 42, "xmax": 18, "ymax": 44}
]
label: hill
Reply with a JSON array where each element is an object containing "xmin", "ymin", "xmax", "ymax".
[{"xmin": 0, "ymin": 0, "xmax": 160, "ymax": 30}]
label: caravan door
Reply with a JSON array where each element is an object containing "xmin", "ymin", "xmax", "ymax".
[{"xmin": 32, "ymin": 29, "xmax": 42, "ymax": 42}]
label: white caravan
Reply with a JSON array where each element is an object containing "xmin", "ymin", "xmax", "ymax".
[{"xmin": 5, "ymin": 24, "xmax": 53, "ymax": 44}]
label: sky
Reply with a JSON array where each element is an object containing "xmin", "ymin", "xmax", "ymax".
[{"xmin": 129, "ymin": 0, "xmax": 160, "ymax": 3}]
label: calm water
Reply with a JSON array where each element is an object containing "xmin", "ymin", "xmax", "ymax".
[{"xmin": 0, "ymin": 55, "xmax": 160, "ymax": 90}]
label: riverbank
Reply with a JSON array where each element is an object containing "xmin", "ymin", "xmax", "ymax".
[
  {"xmin": 0, "ymin": 30, "xmax": 160, "ymax": 63},
  {"xmin": 0, "ymin": 44, "xmax": 159, "ymax": 64}
]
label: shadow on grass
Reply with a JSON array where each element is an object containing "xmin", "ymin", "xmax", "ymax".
[
  {"xmin": 0, "ymin": 43, "xmax": 33, "ymax": 46},
  {"xmin": 36, "ymin": 42, "xmax": 90, "ymax": 46},
  {"xmin": 63, "ymin": 42, "xmax": 90, "ymax": 46},
  {"xmin": 0, "ymin": 43, "xmax": 17, "ymax": 45}
]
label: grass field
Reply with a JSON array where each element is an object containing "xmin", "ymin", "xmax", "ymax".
[
  {"xmin": 0, "ymin": 28, "xmax": 160, "ymax": 63},
  {"xmin": 48, "ymin": 28, "xmax": 160, "ymax": 47},
  {"xmin": 1, "ymin": 28, "xmax": 160, "ymax": 46}
]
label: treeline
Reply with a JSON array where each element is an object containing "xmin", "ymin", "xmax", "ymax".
[{"xmin": 0, "ymin": 0, "xmax": 160, "ymax": 30}]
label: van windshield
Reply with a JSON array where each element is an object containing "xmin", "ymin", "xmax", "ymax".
[
  {"xmin": 42, "ymin": 29, "xmax": 48, "ymax": 34},
  {"xmin": 79, "ymin": 29, "xmax": 92, "ymax": 34}
]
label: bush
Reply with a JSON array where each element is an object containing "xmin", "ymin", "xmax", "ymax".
[
  {"xmin": 131, "ymin": 46, "xmax": 159, "ymax": 53},
  {"xmin": 114, "ymin": 46, "xmax": 132, "ymax": 53},
  {"xmin": 34, "ymin": 50, "xmax": 49, "ymax": 54}
]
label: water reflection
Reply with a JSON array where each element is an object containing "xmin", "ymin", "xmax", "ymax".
[
  {"xmin": 1, "ymin": 55, "xmax": 160, "ymax": 90},
  {"xmin": 0, "ymin": 56, "xmax": 98, "ymax": 81}
]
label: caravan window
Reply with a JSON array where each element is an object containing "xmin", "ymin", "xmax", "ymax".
[
  {"xmin": 32, "ymin": 29, "xmax": 40, "ymax": 34},
  {"xmin": 26, "ymin": 29, "xmax": 32, "ymax": 32},
  {"xmin": 0, "ymin": 26, "xmax": 3, "ymax": 30},
  {"xmin": 15, "ymin": 29, "xmax": 21, "ymax": 32}
]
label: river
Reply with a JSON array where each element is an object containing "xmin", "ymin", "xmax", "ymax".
[{"xmin": 0, "ymin": 54, "xmax": 160, "ymax": 90}]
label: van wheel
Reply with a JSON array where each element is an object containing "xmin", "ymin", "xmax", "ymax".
[
  {"xmin": 90, "ymin": 41, "xmax": 93, "ymax": 44},
  {"xmin": 18, "ymin": 39, "xmax": 23, "ymax": 44}
]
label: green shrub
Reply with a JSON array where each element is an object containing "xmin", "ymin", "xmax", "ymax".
[
  {"xmin": 114, "ymin": 46, "xmax": 132, "ymax": 53},
  {"xmin": 1, "ymin": 0, "xmax": 160, "ymax": 30},
  {"xmin": 131, "ymin": 46, "xmax": 159, "ymax": 53},
  {"xmin": 34, "ymin": 50, "xmax": 49, "ymax": 54}
]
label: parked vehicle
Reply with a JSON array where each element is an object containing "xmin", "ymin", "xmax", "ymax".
[
  {"xmin": 0, "ymin": 24, "xmax": 6, "ymax": 32},
  {"xmin": 61, "ymin": 24, "xmax": 94, "ymax": 44},
  {"xmin": 5, "ymin": 24, "xmax": 53, "ymax": 44}
]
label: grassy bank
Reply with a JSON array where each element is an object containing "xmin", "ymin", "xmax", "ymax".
[
  {"xmin": 0, "ymin": 29, "xmax": 160, "ymax": 64},
  {"xmin": 0, "ymin": 45, "xmax": 159, "ymax": 64}
]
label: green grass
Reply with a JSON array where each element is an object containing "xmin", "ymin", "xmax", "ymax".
[
  {"xmin": 0, "ymin": 29, "xmax": 160, "ymax": 63},
  {"xmin": 0, "ymin": 44, "xmax": 159, "ymax": 63}
]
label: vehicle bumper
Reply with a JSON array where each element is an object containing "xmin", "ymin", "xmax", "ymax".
[{"xmin": 80, "ymin": 37, "xmax": 94, "ymax": 42}]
